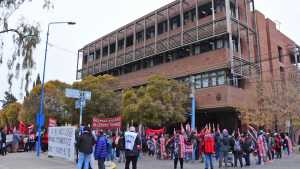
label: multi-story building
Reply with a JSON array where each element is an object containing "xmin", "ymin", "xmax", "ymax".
[{"xmin": 76, "ymin": 0, "xmax": 299, "ymax": 130}]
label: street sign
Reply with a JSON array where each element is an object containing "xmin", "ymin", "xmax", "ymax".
[
  {"xmin": 65, "ymin": 88, "xmax": 81, "ymax": 99},
  {"xmin": 83, "ymin": 91, "xmax": 91, "ymax": 100},
  {"xmin": 75, "ymin": 99, "xmax": 86, "ymax": 109},
  {"xmin": 36, "ymin": 112, "xmax": 45, "ymax": 127}
]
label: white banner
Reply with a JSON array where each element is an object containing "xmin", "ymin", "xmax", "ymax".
[{"xmin": 48, "ymin": 126, "xmax": 76, "ymax": 161}]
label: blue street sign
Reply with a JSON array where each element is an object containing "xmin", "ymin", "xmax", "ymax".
[{"xmin": 36, "ymin": 112, "xmax": 45, "ymax": 127}]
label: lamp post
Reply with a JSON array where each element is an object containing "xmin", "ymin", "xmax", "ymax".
[{"xmin": 37, "ymin": 21, "xmax": 76, "ymax": 157}]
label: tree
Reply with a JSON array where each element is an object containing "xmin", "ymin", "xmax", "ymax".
[
  {"xmin": 0, "ymin": 0, "xmax": 52, "ymax": 93},
  {"xmin": 0, "ymin": 102, "xmax": 22, "ymax": 127},
  {"xmin": 70, "ymin": 75, "xmax": 121, "ymax": 124},
  {"xmin": 238, "ymin": 75, "xmax": 300, "ymax": 131},
  {"xmin": 2, "ymin": 91, "xmax": 17, "ymax": 108},
  {"xmin": 122, "ymin": 75, "xmax": 189, "ymax": 128},
  {"xmin": 21, "ymin": 80, "xmax": 70, "ymax": 125}
]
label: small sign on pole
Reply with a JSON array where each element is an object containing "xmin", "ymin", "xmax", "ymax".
[{"xmin": 65, "ymin": 88, "xmax": 81, "ymax": 99}]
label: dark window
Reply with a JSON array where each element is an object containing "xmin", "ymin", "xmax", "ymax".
[
  {"xmin": 103, "ymin": 46, "xmax": 108, "ymax": 56},
  {"xmin": 170, "ymin": 15, "xmax": 181, "ymax": 30},
  {"xmin": 146, "ymin": 26, "xmax": 155, "ymax": 39},
  {"xmin": 118, "ymin": 39, "xmax": 124, "ymax": 50},
  {"xmin": 110, "ymin": 43, "xmax": 116, "ymax": 54},
  {"xmin": 278, "ymin": 46, "xmax": 283, "ymax": 62},
  {"xmin": 126, "ymin": 35, "xmax": 133, "ymax": 47},
  {"xmin": 184, "ymin": 8, "xmax": 196, "ymax": 25},
  {"xmin": 83, "ymin": 55, "xmax": 87, "ymax": 64},
  {"xmin": 200, "ymin": 41, "xmax": 212, "ymax": 53},
  {"xmin": 95, "ymin": 49, "xmax": 101, "ymax": 59},
  {"xmin": 136, "ymin": 30, "xmax": 144, "ymax": 43},
  {"xmin": 230, "ymin": 3, "xmax": 237, "ymax": 18},
  {"xmin": 198, "ymin": 3, "xmax": 212, "ymax": 19},
  {"xmin": 158, "ymin": 20, "xmax": 168, "ymax": 35}
]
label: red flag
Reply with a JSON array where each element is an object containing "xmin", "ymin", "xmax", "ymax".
[{"xmin": 19, "ymin": 121, "xmax": 27, "ymax": 134}]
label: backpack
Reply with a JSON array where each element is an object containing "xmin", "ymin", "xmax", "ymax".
[{"xmin": 234, "ymin": 139, "xmax": 241, "ymax": 151}]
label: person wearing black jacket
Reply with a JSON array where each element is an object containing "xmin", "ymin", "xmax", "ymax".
[
  {"xmin": 241, "ymin": 132, "xmax": 252, "ymax": 166},
  {"xmin": 124, "ymin": 126, "xmax": 141, "ymax": 169},
  {"xmin": 76, "ymin": 127, "xmax": 96, "ymax": 169}
]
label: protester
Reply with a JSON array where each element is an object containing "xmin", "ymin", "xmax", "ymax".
[
  {"xmin": 274, "ymin": 133, "xmax": 282, "ymax": 159},
  {"xmin": 12, "ymin": 129, "xmax": 20, "ymax": 153},
  {"xmin": 117, "ymin": 133, "xmax": 125, "ymax": 163},
  {"xmin": 124, "ymin": 126, "xmax": 141, "ymax": 169},
  {"xmin": 203, "ymin": 129, "xmax": 215, "ymax": 169},
  {"xmin": 77, "ymin": 126, "xmax": 96, "ymax": 169},
  {"xmin": 241, "ymin": 132, "xmax": 252, "ymax": 166},
  {"xmin": 147, "ymin": 135, "xmax": 155, "ymax": 157},
  {"xmin": 257, "ymin": 131, "xmax": 266, "ymax": 165},
  {"xmin": 233, "ymin": 133, "xmax": 243, "ymax": 168},
  {"xmin": 94, "ymin": 130, "xmax": 108, "ymax": 169},
  {"xmin": 171, "ymin": 131, "xmax": 185, "ymax": 169},
  {"xmin": 219, "ymin": 129, "xmax": 231, "ymax": 168},
  {"xmin": 41, "ymin": 129, "xmax": 48, "ymax": 152}
]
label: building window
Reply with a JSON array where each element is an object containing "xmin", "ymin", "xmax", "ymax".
[
  {"xmin": 210, "ymin": 72, "xmax": 217, "ymax": 86},
  {"xmin": 83, "ymin": 55, "xmax": 88, "ymax": 64},
  {"xmin": 193, "ymin": 45, "xmax": 201, "ymax": 55},
  {"xmin": 170, "ymin": 15, "xmax": 181, "ymax": 30},
  {"xmin": 278, "ymin": 46, "xmax": 283, "ymax": 62},
  {"xmin": 217, "ymin": 71, "xmax": 225, "ymax": 85},
  {"xmin": 202, "ymin": 73, "xmax": 209, "ymax": 88},
  {"xmin": 110, "ymin": 43, "xmax": 116, "ymax": 54},
  {"xmin": 216, "ymin": 39, "xmax": 223, "ymax": 49},
  {"xmin": 198, "ymin": 3, "xmax": 212, "ymax": 19},
  {"xmin": 103, "ymin": 46, "xmax": 108, "ymax": 57},
  {"xmin": 88, "ymin": 53, "xmax": 94, "ymax": 62},
  {"xmin": 95, "ymin": 49, "xmax": 101, "ymax": 59},
  {"xmin": 146, "ymin": 26, "xmax": 155, "ymax": 39},
  {"xmin": 158, "ymin": 20, "xmax": 168, "ymax": 35},
  {"xmin": 118, "ymin": 39, "xmax": 124, "ymax": 50},
  {"xmin": 195, "ymin": 75, "xmax": 202, "ymax": 89},
  {"xmin": 136, "ymin": 30, "xmax": 144, "ymax": 43},
  {"xmin": 126, "ymin": 35, "xmax": 134, "ymax": 47}
]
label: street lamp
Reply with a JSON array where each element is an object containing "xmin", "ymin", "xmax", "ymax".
[{"xmin": 37, "ymin": 21, "xmax": 76, "ymax": 157}]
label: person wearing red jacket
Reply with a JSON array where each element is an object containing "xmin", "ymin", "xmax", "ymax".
[{"xmin": 203, "ymin": 130, "xmax": 215, "ymax": 169}]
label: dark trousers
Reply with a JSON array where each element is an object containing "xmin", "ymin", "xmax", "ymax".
[
  {"xmin": 233, "ymin": 151, "xmax": 243, "ymax": 168},
  {"xmin": 244, "ymin": 152, "xmax": 250, "ymax": 166},
  {"xmin": 276, "ymin": 149, "xmax": 282, "ymax": 159},
  {"xmin": 125, "ymin": 156, "xmax": 138, "ymax": 169},
  {"xmin": 98, "ymin": 158, "xmax": 105, "ymax": 169},
  {"xmin": 174, "ymin": 158, "xmax": 183, "ymax": 169}
]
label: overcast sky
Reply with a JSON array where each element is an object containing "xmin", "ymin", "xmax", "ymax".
[{"xmin": 0, "ymin": 0, "xmax": 299, "ymax": 101}]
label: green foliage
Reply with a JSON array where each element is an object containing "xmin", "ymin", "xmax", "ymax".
[
  {"xmin": 70, "ymin": 75, "xmax": 121, "ymax": 124},
  {"xmin": 0, "ymin": 102, "xmax": 22, "ymax": 127},
  {"xmin": 21, "ymin": 80, "xmax": 71, "ymax": 125},
  {"xmin": 122, "ymin": 75, "xmax": 189, "ymax": 128}
]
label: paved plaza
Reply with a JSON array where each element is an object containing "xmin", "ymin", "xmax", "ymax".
[{"xmin": 0, "ymin": 152, "xmax": 299, "ymax": 169}]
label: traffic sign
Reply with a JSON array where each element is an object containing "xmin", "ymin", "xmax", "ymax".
[
  {"xmin": 65, "ymin": 88, "xmax": 81, "ymax": 99},
  {"xmin": 83, "ymin": 91, "xmax": 91, "ymax": 100},
  {"xmin": 75, "ymin": 99, "xmax": 86, "ymax": 109},
  {"xmin": 36, "ymin": 112, "xmax": 45, "ymax": 127}
]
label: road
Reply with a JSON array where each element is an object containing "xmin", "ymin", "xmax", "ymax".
[{"xmin": 0, "ymin": 152, "xmax": 299, "ymax": 169}]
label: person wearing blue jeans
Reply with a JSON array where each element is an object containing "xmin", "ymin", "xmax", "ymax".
[
  {"xmin": 77, "ymin": 152, "xmax": 92, "ymax": 169},
  {"xmin": 76, "ymin": 127, "xmax": 95, "ymax": 169},
  {"xmin": 205, "ymin": 154, "xmax": 213, "ymax": 169}
]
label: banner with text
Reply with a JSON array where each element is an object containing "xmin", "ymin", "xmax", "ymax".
[
  {"xmin": 48, "ymin": 127, "xmax": 76, "ymax": 161},
  {"xmin": 92, "ymin": 116, "xmax": 122, "ymax": 130}
]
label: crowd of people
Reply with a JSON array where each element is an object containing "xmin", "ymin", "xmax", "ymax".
[
  {"xmin": 74, "ymin": 124, "xmax": 295, "ymax": 169},
  {"xmin": 0, "ymin": 127, "xmax": 48, "ymax": 154}
]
